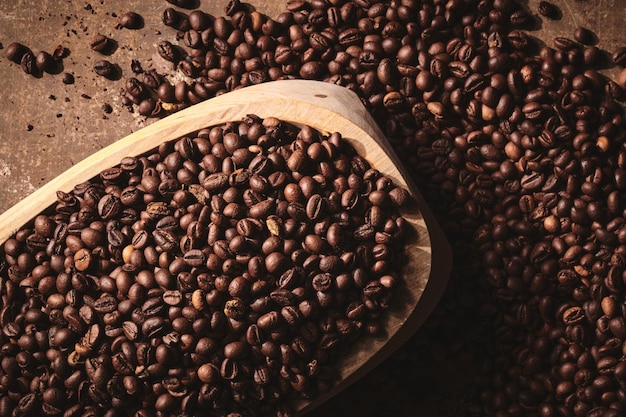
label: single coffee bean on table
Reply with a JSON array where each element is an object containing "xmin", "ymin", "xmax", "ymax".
[
  {"xmin": 116, "ymin": 11, "xmax": 144, "ymax": 30},
  {"xmin": 0, "ymin": 115, "xmax": 413, "ymax": 416}
]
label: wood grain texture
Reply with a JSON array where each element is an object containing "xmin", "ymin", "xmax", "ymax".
[{"xmin": 0, "ymin": 79, "xmax": 451, "ymax": 415}]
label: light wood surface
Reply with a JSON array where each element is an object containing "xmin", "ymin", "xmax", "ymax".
[{"xmin": 0, "ymin": 80, "xmax": 451, "ymax": 414}]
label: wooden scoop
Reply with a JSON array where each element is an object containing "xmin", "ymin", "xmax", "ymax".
[{"xmin": 0, "ymin": 80, "xmax": 451, "ymax": 415}]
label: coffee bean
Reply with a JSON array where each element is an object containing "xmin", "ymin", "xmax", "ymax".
[
  {"xmin": 20, "ymin": 50, "xmax": 35, "ymax": 74},
  {"xmin": 93, "ymin": 60, "xmax": 118, "ymax": 79},
  {"xmin": 98, "ymin": 194, "xmax": 121, "ymax": 219},
  {"xmin": 305, "ymin": 194, "xmax": 325, "ymax": 220},
  {"xmin": 117, "ymin": 12, "xmax": 143, "ymax": 29},
  {"xmin": 157, "ymin": 40, "xmax": 179, "ymax": 64},
  {"xmin": 574, "ymin": 27, "xmax": 595, "ymax": 45},
  {"xmin": 562, "ymin": 306, "xmax": 585, "ymax": 325},
  {"xmin": 553, "ymin": 37, "xmax": 579, "ymax": 51},
  {"xmin": 35, "ymin": 51, "xmax": 55, "ymax": 73},
  {"xmin": 612, "ymin": 46, "xmax": 626, "ymax": 66},
  {"xmin": 5, "ymin": 42, "xmax": 26, "ymax": 63},
  {"xmin": 10, "ymin": 0, "xmax": 626, "ymax": 415},
  {"xmin": 90, "ymin": 34, "xmax": 111, "ymax": 53},
  {"xmin": 62, "ymin": 72, "xmax": 75, "ymax": 84},
  {"xmin": 538, "ymin": 1, "xmax": 560, "ymax": 19}
]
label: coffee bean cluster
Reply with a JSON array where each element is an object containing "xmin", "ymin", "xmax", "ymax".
[
  {"xmin": 0, "ymin": 116, "xmax": 410, "ymax": 417},
  {"xmin": 114, "ymin": 0, "xmax": 626, "ymax": 416},
  {"xmin": 3, "ymin": 0, "xmax": 626, "ymax": 416}
]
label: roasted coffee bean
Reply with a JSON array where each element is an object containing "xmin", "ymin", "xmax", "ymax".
[
  {"xmin": 182, "ymin": 249, "xmax": 205, "ymax": 266},
  {"xmin": 125, "ymin": 78, "xmax": 145, "ymax": 99},
  {"xmin": 20, "ymin": 50, "xmax": 35, "ymax": 74},
  {"xmin": 613, "ymin": 46, "xmax": 626, "ymax": 66},
  {"xmin": 93, "ymin": 60, "xmax": 118, "ymax": 79},
  {"xmin": 35, "ymin": 51, "xmax": 55, "ymax": 73},
  {"xmin": 538, "ymin": 1, "xmax": 560, "ymax": 19},
  {"xmin": 165, "ymin": 0, "xmax": 194, "ymax": 9},
  {"xmin": 157, "ymin": 41, "xmax": 179, "ymax": 63},
  {"xmin": 90, "ymin": 34, "xmax": 111, "ymax": 53},
  {"xmin": 12, "ymin": 0, "xmax": 626, "ymax": 414},
  {"xmin": 93, "ymin": 294, "xmax": 117, "ymax": 313},
  {"xmin": 5, "ymin": 42, "xmax": 27, "ymax": 63},
  {"xmin": 117, "ymin": 12, "xmax": 143, "ymax": 29},
  {"xmin": 73, "ymin": 248, "xmax": 92, "ymax": 271},
  {"xmin": 300, "ymin": 61, "xmax": 324, "ymax": 79}
]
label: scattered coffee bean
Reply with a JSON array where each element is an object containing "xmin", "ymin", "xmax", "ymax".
[
  {"xmin": 613, "ymin": 46, "xmax": 626, "ymax": 66},
  {"xmin": 4, "ymin": 42, "xmax": 26, "ymax": 63},
  {"xmin": 90, "ymin": 34, "xmax": 111, "ymax": 53},
  {"xmin": 117, "ymin": 11, "xmax": 143, "ymax": 29},
  {"xmin": 574, "ymin": 26, "xmax": 595, "ymax": 45},
  {"xmin": 52, "ymin": 44, "xmax": 68, "ymax": 60},
  {"xmin": 93, "ymin": 60, "xmax": 118, "ymax": 79},
  {"xmin": 157, "ymin": 40, "xmax": 179, "ymax": 63},
  {"xmin": 35, "ymin": 50, "xmax": 55, "ymax": 73},
  {"xmin": 62, "ymin": 72, "xmax": 74, "ymax": 84},
  {"xmin": 538, "ymin": 1, "xmax": 560, "ymax": 19},
  {"xmin": 3, "ymin": 1, "xmax": 626, "ymax": 416}
]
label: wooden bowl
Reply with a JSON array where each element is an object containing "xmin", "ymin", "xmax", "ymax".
[{"xmin": 0, "ymin": 80, "xmax": 451, "ymax": 415}]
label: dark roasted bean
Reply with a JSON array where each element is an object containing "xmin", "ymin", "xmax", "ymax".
[
  {"xmin": 93, "ymin": 60, "xmax": 118, "ymax": 79},
  {"xmin": 8, "ymin": 1, "xmax": 626, "ymax": 415},
  {"xmin": 538, "ymin": 1, "xmax": 560, "ymax": 19},
  {"xmin": 117, "ymin": 11, "xmax": 143, "ymax": 29}
]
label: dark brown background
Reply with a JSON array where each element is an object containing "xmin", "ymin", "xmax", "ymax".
[{"xmin": 0, "ymin": 0, "xmax": 624, "ymax": 415}]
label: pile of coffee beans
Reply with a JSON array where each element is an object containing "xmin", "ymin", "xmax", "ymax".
[
  {"xmin": 0, "ymin": 116, "xmax": 411, "ymax": 417},
  {"xmin": 4, "ymin": 41, "xmax": 69, "ymax": 79},
  {"xmin": 116, "ymin": 1, "xmax": 624, "ymax": 416},
  {"xmin": 3, "ymin": 0, "xmax": 626, "ymax": 416}
]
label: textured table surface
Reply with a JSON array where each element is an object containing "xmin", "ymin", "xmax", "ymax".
[{"xmin": 0, "ymin": 1, "xmax": 624, "ymax": 416}]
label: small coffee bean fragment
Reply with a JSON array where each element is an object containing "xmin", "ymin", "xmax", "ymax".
[
  {"xmin": 52, "ymin": 44, "xmax": 68, "ymax": 60},
  {"xmin": 157, "ymin": 40, "xmax": 179, "ymax": 63}
]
